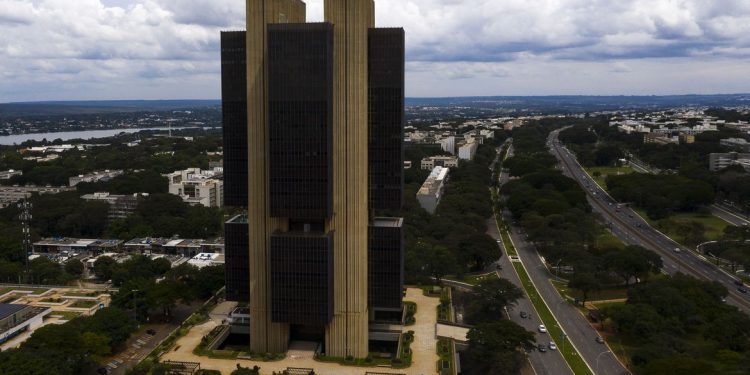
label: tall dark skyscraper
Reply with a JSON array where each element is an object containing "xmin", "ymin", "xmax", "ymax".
[{"xmin": 221, "ymin": 0, "xmax": 404, "ymax": 358}]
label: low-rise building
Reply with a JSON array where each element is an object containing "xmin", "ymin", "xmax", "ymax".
[
  {"xmin": 416, "ymin": 166, "xmax": 449, "ymax": 214},
  {"xmin": 165, "ymin": 168, "xmax": 223, "ymax": 208},
  {"xmin": 709, "ymin": 152, "xmax": 750, "ymax": 171},
  {"xmin": 0, "ymin": 185, "xmax": 73, "ymax": 208},
  {"xmin": 81, "ymin": 192, "xmax": 147, "ymax": 221},
  {"xmin": 0, "ymin": 170, "xmax": 22, "ymax": 180},
  {"xmin": 124, "ymin": 237, "xmax": 224, "ymax": 256},
  {"xmin": 421, "ymin": 156, "xmax": 459, "ymax": 170},
  {"xmin": 721, "ymin": 138, "xmax": 750, "ymax": 152},
  {"xmin": 69, "ymin": 170, "xmax": 124, "ymax": 187},
  {"xmin": 458, "ymin": 141, "xmax": 479, "ymax": 161},
  {"xmin": 32, "ymin": 238, "xmax": 123, "ymax": 255},
  {"xmin": 187, "ymin": 252, "xmax": 225, "ymax": 269},
  {"xmin": 644, "ymin": 133, "xmax": 678, "ymax": 145},
  {"xmin": 0, "ymin": 304, "xmax": 51, "ymax": 346}
]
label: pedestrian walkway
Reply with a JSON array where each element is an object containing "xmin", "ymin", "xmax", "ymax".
[{"xmin": 160, "ymin": 287, "xmax": 441, "ymax": 374}]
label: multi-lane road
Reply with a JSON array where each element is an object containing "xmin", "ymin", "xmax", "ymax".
[
  {"xmin": 548, "ymin": 129, "xmax": 750, "ymax": 314},
  {"xmin": 493, "ymin": 144, "xmax": 629, "ymax": 375}
]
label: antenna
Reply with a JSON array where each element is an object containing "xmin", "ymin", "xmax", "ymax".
[{"xmin": 17, "ymin": 198, "xmax": 32, "ymax": 273}]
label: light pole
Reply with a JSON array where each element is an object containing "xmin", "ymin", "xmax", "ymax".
[{"xmin": 596, "ymin": 350, "xmax": 611, "ymax": 373}]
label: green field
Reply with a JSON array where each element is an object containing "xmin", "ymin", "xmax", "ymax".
[
  {"xmin": 595, "ymin": 232, "xmax": 626, "ymax": 250},
  {"xmin": 635, "ymin": 209, "xmax": 730, "ymax": 244},
  {"xmin": 458, "ymin": 272, "xmax": 498, "ymax": 285},
  {"xmin": 52, "ymin": 311, "xmax": 83, "ymax": 321},
  {"xmin": 585, "ymin": 166, "xmax": 635, "ymax": 188},
  {"xmin": 551, "ymin": 280, "xmax": 628, "ymax": 302},
  {"xmin": 70, "ymin": 300, "xmax": 98, "ymax": 308}
]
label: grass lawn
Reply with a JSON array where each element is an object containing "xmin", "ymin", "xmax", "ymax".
[
  {"xmin": 70, "ymin": 300, "xmax": 98, "ymax": 308},
  {"xmin": 585, "ymin": 166, "xmax": 635, "ymax": 188},
  {"xmin": 51, "ymin": 311, "xmax": 82, "ymax": 321},
  {"xmin": 596, "ymin": 232, "xmax": 626, "ymax": 250},
  {"xmin": 550, "ymin": 280, "xmax": 628, "ymax": 302},
  {"xmin": 635, "ymin": 209, "xmax": 730, "ymax": 244},
  {"xmin": 459, "ymin": 272, "xmax": 498, "ymax": 285},
  {"xmin": 0, "ymin": 287, "xmax": 49, "ymax": 296},
  {"xmin": 63, "ymin": 291, "xmax": 106, "ymax": 297}
]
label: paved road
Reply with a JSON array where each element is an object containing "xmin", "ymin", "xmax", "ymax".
[
  {"xmin": 488, "ymin": 217, "xmax": 573, "ymax": 375},
  {"xmin": 710, "ymin": 204, "xmax": 750, "ymax": 226},
  {"xmin": 548, "ymin": 129, "xmax": 750, "ymax": 314}
]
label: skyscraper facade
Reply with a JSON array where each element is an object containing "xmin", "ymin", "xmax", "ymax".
[{"xmin": 221, "ymin": 0, "xmax": 404, "ymax": 358}]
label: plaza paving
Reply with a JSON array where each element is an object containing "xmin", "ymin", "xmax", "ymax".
[{"xmin": 161, "ymin": 288, "xmax": 441, "ymax": 374}]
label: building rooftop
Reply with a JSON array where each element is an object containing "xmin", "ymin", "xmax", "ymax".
[{"xmin": 0, "ymin": 304, "xmax": 26, "ymax": 321}]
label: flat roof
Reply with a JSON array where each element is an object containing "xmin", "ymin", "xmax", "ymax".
[
  {"xmin": 372, "ymin": 217, "xmax": 403, "ymax": 227},
  {"xmin": 0, "ymin": 304, "xmax": 27, "ymax": 320}
]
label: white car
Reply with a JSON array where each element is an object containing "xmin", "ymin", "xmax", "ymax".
[
  {"xmin": 538, "ymin": 324, "xmax": 547, "ymax": 333},
  {"xmin": 673, "ymin": 247, "xmax": 681, "ymax": 253},
  {"xmin": 549, "ymin": 342, "xmax": 557, "ymax": 350}
]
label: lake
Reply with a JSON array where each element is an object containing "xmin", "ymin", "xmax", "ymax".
[{"xmin": 0, "ymin": 127, "xmax": 196, "ymax": 145}]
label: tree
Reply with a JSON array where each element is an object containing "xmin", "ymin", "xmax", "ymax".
[
  {"xmin": 64, "ymin": 259, "xmax": 84, "ymax": 277},
  {"xmin": 568, "ymin": 272, "xmax": 601, "ymax": 304},
  {"xmin": 605, "ymin": 246, "xmax": 662, "ymax": 286},
  {"xmin": 463, "ymin": 321, "xmax": 535, "ymax": 375},
  {"xmin": 465, "ymin": 278, "xmax": 524, "ymax": 324},
  {"xmin": 425, "ymin": 244, "xmax": 457, "ymax": 284},
  {"xmin": 94, "ymin": 256, "xmax": 117, "ymax": 281}
]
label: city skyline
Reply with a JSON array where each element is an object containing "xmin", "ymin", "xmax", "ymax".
[{"xmin": 2, "ymin": 0, "xmax": 750, "ymax": 102}]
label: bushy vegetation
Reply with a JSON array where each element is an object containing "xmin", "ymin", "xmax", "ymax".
[
  {"xmin": 606, "ymin": 174, "xmax": 715, "ymax": 220},
  {"xmin": 0, "ymin": 307, "xmax": 136, "ymax": 375},
  {"xmin": 603, "ymin": 275, "xmax": 750, "ymax": 374}
]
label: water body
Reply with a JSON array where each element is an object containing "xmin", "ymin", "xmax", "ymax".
[{"xmin": 0, "ymin": 127, "xmax": 195, "ymax": 145}]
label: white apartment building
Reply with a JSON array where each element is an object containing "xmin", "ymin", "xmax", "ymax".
[
  {"xmin": 440, "ymin": 136, "xmax": 456, "ymax": 155},
  {"xmin": 458, "ymin": 141, "xmax": 479, "ymax": 161},
  {"xmin": 165, "ymin": 168, "xmax": 223, "ymax": 208},
  {"xmin": 416, "ymin": 166, "xmax": 449, "ymax": 214}
]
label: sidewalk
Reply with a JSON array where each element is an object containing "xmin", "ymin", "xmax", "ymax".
[{"xmin": 160, "ymin": 288, "xmax": 440, "ymax": 375}]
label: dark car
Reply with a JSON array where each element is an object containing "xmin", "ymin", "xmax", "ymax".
[
  {"xmin": 538, "ymin": 344, "xmax": 547, "ymax": 352},
  {"xmin": 734, "ymin": 279, "xmax": 745, "ymax": 287},
  {"xmin": 596, "ymin": 336, "xmax": 605, "ymax": 344},
  {"xmin": 520, "ymin": 311, "xmax": 528, "ymax": 319},
  {"xmin": 146, "ymin": 329, "xmax": 157, "ymax": 335},
  {"xmin": 739, "ymin": 286, "xmax": 749, "ymax": 294},
  {"xmin": 97, "ymin": 368, "xmax": 109, "ymax": 375}
]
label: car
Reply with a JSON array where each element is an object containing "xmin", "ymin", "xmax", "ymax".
[
  {"xmin": 673, "ymin": 247, "xmax": 681, "ymax": 253},
  {"xmin": 538, "ymin": 324, "xmax": 547, "ymax": 333},
  {"xmin": 734, "ymin": 279, "xmax": 744, "ymax": 287},
  {"xmin": 146, "ymin": 329, "xmax": 157, "ymax": 335},
  {"xmin": 97, "ymin": 368, "xmax": 109, "ymax": 375},
  {"xmin": 596, "ymin": 336, "xmax": 605, "ymax": 344},
  {"xmin": 537, "ymin": 344, "xmax": 547, "ymax": 352},
  {"xmin": 549, "ymin": 342, "xmax": 557, "ymax": 350},
  {"xmin": 739, "ymin": 286, "xmax": 749, "ymax": 294},
  {"xmin": 520, "ymin": 311, "xmax": 528, "ymax": 319}
]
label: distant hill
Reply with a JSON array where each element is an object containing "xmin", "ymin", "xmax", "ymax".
[
  {"xmin": 405, "ymin": 94, "xmax": 750, "ymax": 112},
  {"xmin": 0, "ymin": 100, "xmax": 221, "ymax": 117}
]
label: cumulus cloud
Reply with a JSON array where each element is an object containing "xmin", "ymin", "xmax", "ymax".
[{"xmin": 0, "ymin": 0, "xmax": 749, "ymax": 101}]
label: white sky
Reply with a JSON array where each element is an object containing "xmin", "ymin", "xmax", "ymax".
[{"xmin": 1, "ymin": 0, "xmax": 749, "ymax": 101}]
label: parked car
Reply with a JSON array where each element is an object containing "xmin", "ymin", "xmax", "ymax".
[
  {"xmin": 146, "ymin": 329, "xmax": 157, "ymax": 335},
  {"xmin": 520, "ymin": 311, "xmax": 528, "ymax": 319},
  {"xmin": 549, "ymin": 341, "xmax": 557, "ymax": 350},
  {"xmin": 673, "ymin": 247, "xmax": 681, "ymax": 253},
  {"xmin": 596, "ymin": 336, "xmax": 605, "ymax": 344},
  {"xmin": 538, "ymin": 344, "xmax": 547, "ymax": 352},
  {"xmin": 538, "ymin": 324, "xmax": 547, "ymax": 333},
  {"xmin": 739, "ymin": 286, "xmax": 748, "ymax": 294}
]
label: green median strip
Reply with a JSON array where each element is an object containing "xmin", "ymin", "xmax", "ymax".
[{"xmin": 499, "ymin": 229, "xmax": 593, "ymax": 375}]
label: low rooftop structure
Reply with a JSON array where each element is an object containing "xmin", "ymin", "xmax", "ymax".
[
  {"xmin": 0, "ymin": 304, "xmax": 51, "ymax": 346},
  {"xmin": 69, "ymin": 170, "xmax": 124, "ymax": 187},
  {"xmin": 187, "ymin": 252, "xmax": 225, "ymax": 269},
  {"xmin": 33, "ymin": 238, "xmax": 123, "ymax": 255}
]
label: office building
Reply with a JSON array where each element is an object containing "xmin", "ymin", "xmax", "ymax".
[
  {"xmin": 721, "ymin": 138, "xmax": 750, "ymax": 152},
  {"xmin": 165, "ymin": 168, "xmax": 224, "ymax": 208},
  {"xmin": 440, "ymin": 136, "xmax": 456, "ymax": 155},
  {"xmin": 221, "ymin": 0, "xmax": 404, "ymax": 357},
  {"xmin": 709, "ymin": 152, "xmax": 750, "ymax": 171},
  {"xmin": 416, "ymin": 166, "xmax": 449, "ymax": 214},
  {"xmin": 421, "ymin": 156, "xmax": 458, "ymax": 170},
  {"xmin": 68, "ymin": 170, "xmax": 123, "ymax": 187},
  {"xmin": 81, "ymin": 192, "xmax": 146, "ymax": 221},
  {"xmin": 0, "ymin": 304, "xmax": 51, "ymax": 346},
  {"xmin": 0, "ymin": 185, "xmax": 73, "ymax": 208},
  {"xmin": 458, "ymin": 141, "xmax": 478, "ymax": 161}
]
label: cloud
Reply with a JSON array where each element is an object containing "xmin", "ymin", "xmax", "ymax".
[{"xmin": 0, "ymin": 0, "xmax": 749, "ymax": 101}]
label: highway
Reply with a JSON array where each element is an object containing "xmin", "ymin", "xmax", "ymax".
[
  {"xmin": 488, "ymin": 217, "xmax": 574, "ymax": 375},
  {"xmin": 494, "ymin": 145, "xmax": 629, "ymax": 375},
  {"xmin": 547, "ymin": 129, "xmax": 750, "ymax": 314},
  {"xmin": 709, "ymin": 204, "xmax": 750, "ymax": 227}
]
